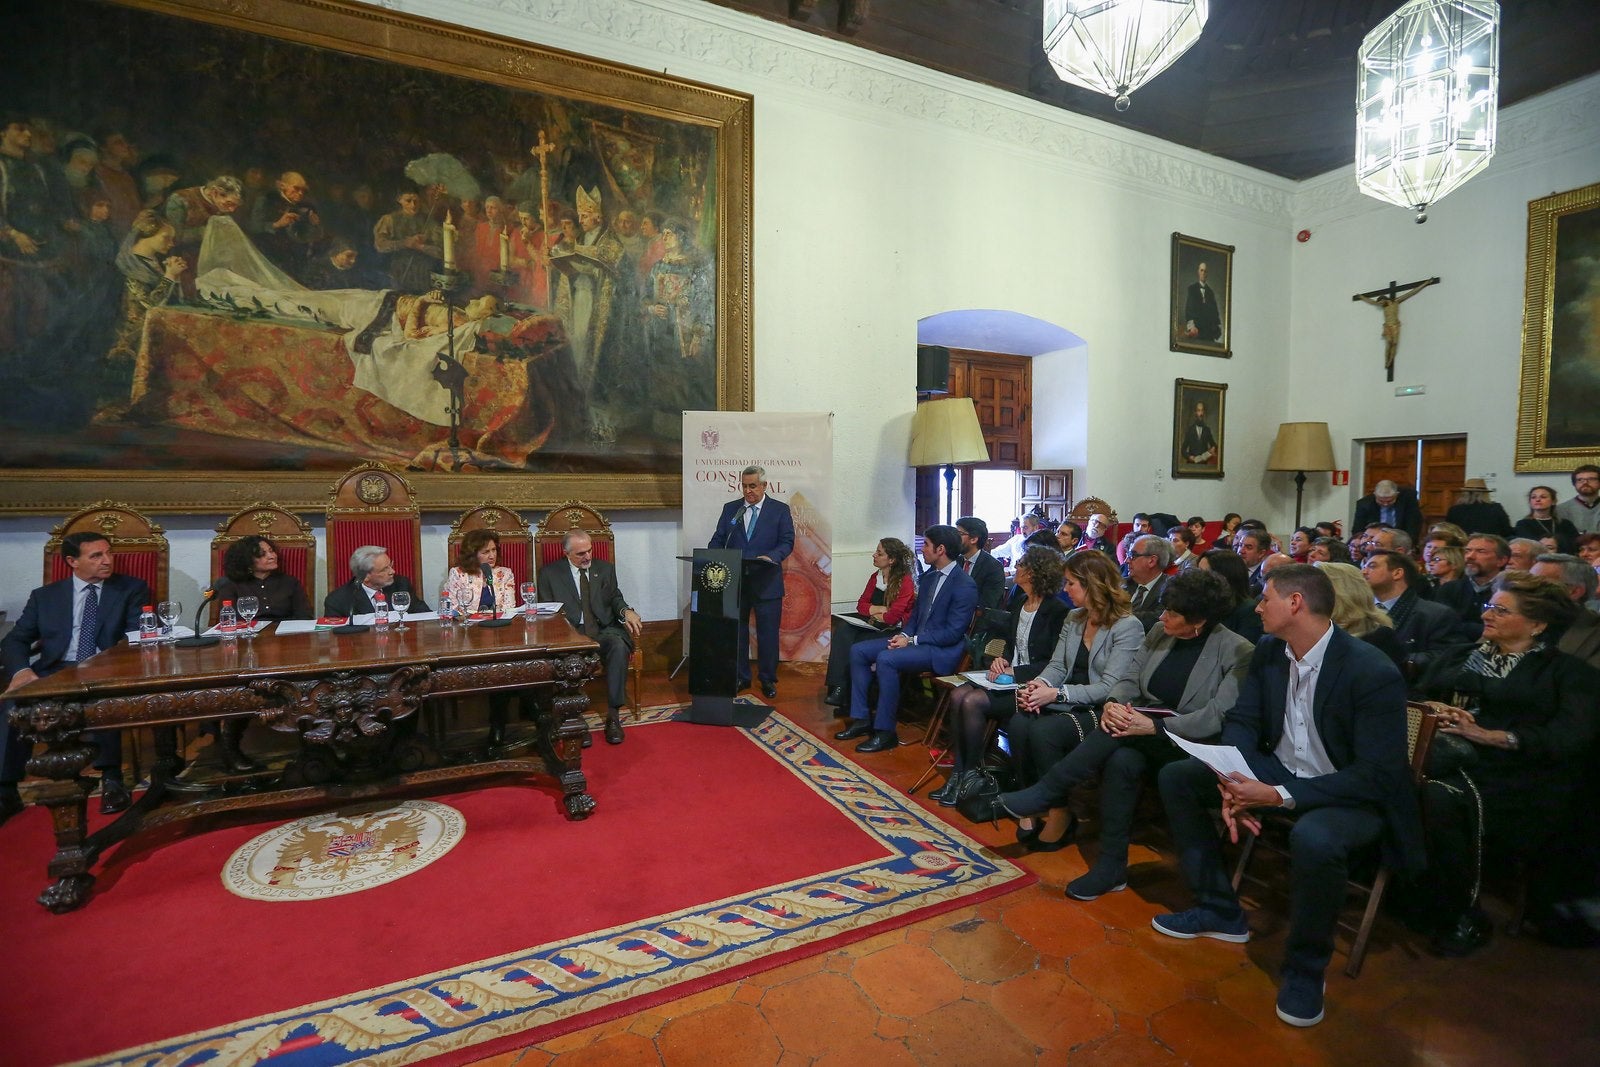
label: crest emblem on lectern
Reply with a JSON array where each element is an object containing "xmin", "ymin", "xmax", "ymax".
[{"xmin": 701, "ymin": 562, "xmax": 730, "ymax": 591}]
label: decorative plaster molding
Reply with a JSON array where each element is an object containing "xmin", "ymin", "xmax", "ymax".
[{"xmin": 399, "ymin": 0, "xmax": 1295, "ymax": 220}]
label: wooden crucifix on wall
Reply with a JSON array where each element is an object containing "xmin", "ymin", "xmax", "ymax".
[{"xmin": 1352, "ymin": 276, "xmax": 1440, "ymax": 381}]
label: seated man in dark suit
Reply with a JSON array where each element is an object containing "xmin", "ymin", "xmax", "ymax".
[
  {"xmin": 1, "ymin": 533, "xmax": 152, "ymax": 821},
  {"xmin": 1154, "ymin": 564, "xmax": 1420, "ymax": 1029},
  {"xmin": 324, "ymin": 545, "xmax": 430, "ymax": 618},
  {"xmin": 1123, "ymin": 534, "xmax": 1174, "ymax": 632},
  {"xmin": 1362, "ymin": 550, "xmax": 1466, "ymax": 676},
  {"xmin": 708, "ymin": 465, "xmax": 795, "ymax": 699},
  {"xmin": 1433, "ymin": 533, "xmax": 1510, "ymax": 641},
  {"xmin": 954, "ymin": 515, "xmax": 1004, "ymax": 611},
  {"xmin": 537, "ymin": 531, "xmax": 642, "ymax": 744},
  {"xmin": 837, "ymin": 525, "xmax": 978, "ymax": 754},
  {"xmin": 1353, "ymin": 480, "xmax": 1423, "ymax": 545}
]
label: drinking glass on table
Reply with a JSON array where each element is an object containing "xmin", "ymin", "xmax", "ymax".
[
  {"xmin": 521, "ymin": 581, "xmax": 538, "ymax": 621},
  {"xmin": 236, "ymin": 596, "xmax": 260, "ymax": 638},
  {"xmin": 157, "ymin": 600, "xmax": 182, "ymax": 641},
  {"xmin": 391, "ymin": 590, "xmax": 412, "ymax": 631}
]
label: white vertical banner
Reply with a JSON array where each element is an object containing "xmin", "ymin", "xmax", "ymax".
[{"xmin": 682, "ymin": 412, "xmax": 834, "ymax": 662}]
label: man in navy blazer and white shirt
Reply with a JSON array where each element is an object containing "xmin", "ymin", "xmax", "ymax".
[
  {"xmin": 837, "ymin": 525, "xmax": 979, "ymax": 754},
  {"xmin": 708, "ymin": 465, "xmax": 795, "ymax": 699},
  {"xmin": 1, "ymin": 532, "xmax": 151, "ymax": 822}
]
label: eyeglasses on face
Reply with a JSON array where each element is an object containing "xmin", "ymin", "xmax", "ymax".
[{"xmin": 1481, "ymin": 603, "xmax": 1520, "ymax": 617}]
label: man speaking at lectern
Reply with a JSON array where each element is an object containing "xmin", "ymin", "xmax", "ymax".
[{"xmin": 709, "ymin": 465, "xmax": 795, "ymax": 699}]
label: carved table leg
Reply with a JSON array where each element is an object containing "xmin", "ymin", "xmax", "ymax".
[
  {"xmin": 26, "ymin": 725, "xmax": 99, "ymax": 913},
  {"xmin": 544, "ymin": 689, "xmax": 595, "ymax": 819}
]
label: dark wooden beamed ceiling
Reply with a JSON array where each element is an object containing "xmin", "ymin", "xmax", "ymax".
[{"xmin": 700, "ymin": 0, "xmax": 1600, "ymax": 180}]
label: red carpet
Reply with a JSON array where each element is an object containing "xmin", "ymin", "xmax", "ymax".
[{"xmin": 0, "ymin": 708, "xmax": 1031, "ymax": 1066}]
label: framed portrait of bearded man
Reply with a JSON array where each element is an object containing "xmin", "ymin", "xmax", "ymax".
[{"xmin": 0, "ymin": 0, "xmax": 752, "ymax": 513}]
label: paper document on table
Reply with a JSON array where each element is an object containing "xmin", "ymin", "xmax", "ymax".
[
  {"xmin": 125, "ymin": 627, "xmax": 196, "ymax": 642},
  {"xmin": 273, "ymin": 620, "xmax": 319, "ymax": 635},
  {"xmin": 201, "ymin": 621, "xmax": 271, "ymax": 637},
  {"xmin": 1165, "ymin": 733, "xmax": 1256, "ymax": 779},
  {"xmin": 960, "ymin": 671, "xmax": 1018, "ymax": 691}
]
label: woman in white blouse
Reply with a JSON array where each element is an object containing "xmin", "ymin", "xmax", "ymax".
[{"xmin": 444, "ymin": 530, "xmax": 518, "ymax": 616}]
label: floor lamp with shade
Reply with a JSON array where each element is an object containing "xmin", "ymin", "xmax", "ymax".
[
  {"xmin": 1266, "ymin": 422, "xmax": 1336, "ymax": 529},
  {"xmin": 909, "ymin": 397, "xmax": 990, "ymax": 525}
]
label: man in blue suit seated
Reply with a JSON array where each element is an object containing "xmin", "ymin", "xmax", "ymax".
[
  {"xmin": 836, "ymin": 524, "xmax": 979, "ymax": 754},
  {"xmin": 708, "ymin": 464, "xmax": 795, "ymax": 699},
  {"xmin": 1152, "ymin": 564, "xmax": 1421, "ymax": 1030},
  {"xmin": 2, "ymin": 532, "xmax": 152, "ymax": 822}
]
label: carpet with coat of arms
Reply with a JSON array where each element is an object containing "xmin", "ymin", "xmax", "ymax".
[{"xmin": 5, "ymin": 705, "xmax": 1032, "ymax": 1067}]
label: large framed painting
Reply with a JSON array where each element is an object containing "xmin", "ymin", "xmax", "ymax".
[
  {"xmin": 0, "ymin": 0, "xmax": 752, "ymax": 513},
  {"xmin": 1516, "ymin": 181, "xmax": 1600, "ymax": 472},
  {"xmin": 1170, "ymin": 232, "xmax": 1233, "ymax": 358},
  {"xmin": 1172, "ymin": 378, "xmax": 1227, "ymax": 479}
]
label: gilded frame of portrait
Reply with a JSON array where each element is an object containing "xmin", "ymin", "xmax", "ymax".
[
  {"xmin": 1172, "ymin": 378, "xmax": 1227, "ymax": 480},
  {"xmin": 1169, "ymin": 232, "xmax": 1234, "ymax": 358},
  {"xmin": 1514, "ymin": 181, "xmax": 1600, "ymax": 472},
  {"xmin": 0, "ymin": 0, "xmax": 753, "ymax": 514}
]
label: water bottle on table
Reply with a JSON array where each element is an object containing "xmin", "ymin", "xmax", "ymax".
[
  {"xmin": 139, "ymin": 604, "xmax": 159, "ymax": 642},
  {"xmin": 374, "ymin": 593, "xmax": 390, "ymax": 633},
  {"xmin": 218, "ymin": 600, "xmax": 239, "ymax": 641}
]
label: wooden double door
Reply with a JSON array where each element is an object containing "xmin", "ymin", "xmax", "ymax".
[{"xmin": 1362, "ymin": 436, "xmax": 1466, "ymax": 529}]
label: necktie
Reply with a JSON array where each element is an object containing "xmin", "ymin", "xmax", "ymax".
[
  {"xmin": 745, "ymin": 506, "xmax": 757, "ymax": 537},
  {"xmin": 963, "ymin": 558, "xmax": 973, "ymax": 574},
  {"xmin": 922, "ymin": 572, "xmax": 944, "ymax": 621},
  {"xmin": 1132, "ymin": 586, "xmax": 1147, "ymax": 611},
  {"xmin": 579, "ymin": 568, "xmax": 599, "ymax": 636},
  {"xmin": 77, "ymin": 584, "xmax": 100, "ymax": 662}
]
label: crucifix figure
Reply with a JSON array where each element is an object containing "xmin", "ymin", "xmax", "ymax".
[{"xmin": 1352, "ymin": 276, "xmax": 1440, "ymax": 381}]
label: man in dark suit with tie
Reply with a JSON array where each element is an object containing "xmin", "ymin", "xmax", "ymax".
[
  {"xmin": 1123, "ymin": 534, "xmax": 1174, "ymax": 631},
  {"xmin": 954, "ymin": 516, "xmax": 1004, "ymax": 610},
  {"xmin": 1, "ymin": 533, "xmax": 152, "ymax": 822},
  {"xmin": 708, "ymin": 465, "xmax": 795, "ymax": 699},
  {"xmin": 836, "ymin": 525, "xmax": 979, "ymax": 754},
  {"xmin": 1352, "ymin": 480, "xmax": 1423, "ymax": 545},
  {"xmin": 1153, "ymin": 564, "xmax": 1420, "ymax": 1029},
  {"xmin": 323, "ymin": 545, "xmax": 430, "ymax": 618},
  {"xmin": 537, "ymin": 531, "xmax": 642, "ymax": 744},
  {"xmin": 1362, "ymin": 550, "xmax": 1465, "ymax": 675}
]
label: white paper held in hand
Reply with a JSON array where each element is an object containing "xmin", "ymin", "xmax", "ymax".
[{"xmin": 1165, "ymin": 733, "xmax": 1257, "ymax": 780}]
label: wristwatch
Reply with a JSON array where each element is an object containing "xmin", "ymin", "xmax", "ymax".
[
  {"xmin": 1057, "ymin": 685, "xmax": 1068, "ymax": 704},
  {"xmin": 1503, "ymin": 730, "xmax": 1520, "ymax": 751}
]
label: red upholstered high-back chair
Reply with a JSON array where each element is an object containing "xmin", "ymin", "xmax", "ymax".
[
  {"xmin": 1065, "ymin": 496, "xmax": 1119, "ymax": 541},
  {"xmin": 210, "ymin": 503, "xmax": 317, "ymax": 622},
  {"xmin": 45, "ymin": 502, "xmax": 169, "ymax": 603},
  {"xmin": 324, "ymin": 462, "xmax": 423, "ymax": 599},
  {"xmin": 533, "ymin": 501, "xmax": 616, "ymax": 573},
  {"xmin": 448, "ymin": 503, "xmax": 533, "ymax": 589}
]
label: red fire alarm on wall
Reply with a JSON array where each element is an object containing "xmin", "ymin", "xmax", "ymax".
[{"xmin": 1331, "ymin": 470, "xmax": 1350, "ymax": 486}]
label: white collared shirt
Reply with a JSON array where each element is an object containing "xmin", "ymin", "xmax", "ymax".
[
  {"xmin": 1273, "ymin": 621, "xmax": 1338, "ymax": 804},
  {"xmin": 67, "ymin": 575, "xmax": 102, "ymax": 663},
  {"xmin": 913, "ymin": 560, "xmax": 959, "ymax": 645}
]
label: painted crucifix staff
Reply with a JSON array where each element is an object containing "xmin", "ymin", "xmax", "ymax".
[
  {"xmin": 1352, "ymin": 276, "xmax": 1440, "ymax": 381},
  {"xmin": 531, "ymin": 128, "xmax": 558, "ymax": 306}
]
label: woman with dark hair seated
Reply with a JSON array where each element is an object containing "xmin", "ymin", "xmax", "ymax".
[
  {"xmin": 823, "ymin": 538, "xmax": 916, "ymax": 709},
  {"xmin": 1198, "ymin": 548, "xmax": 1262, "ymax": 645},
  {"xmin": 213, "ymin": 535, "xmax": 314, "ymax": 621},
  {"xmin": 1307, "ymin": 536, "xmax": 1351, "ymax": 565},
  {"xmin": 1412, "ymin": 571, "xmax": 1600, "ymax": 955},
  {"xmin": 929, "ymin": 546, "xmax": 1070, "ymax": 807},
  {"xmin": 965, "ymin": 551, "xmax": 1143, "ymax": 851},
  {"xmin": 1287, "ymin": 527, "xmax": 1318, "ymax": 563},
  {"xmin": 964, "ymin": 571, "xmax": 1252, "ymax": 896}
]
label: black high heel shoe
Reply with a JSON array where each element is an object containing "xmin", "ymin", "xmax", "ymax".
[{"xmin": 1028, "ymin": 812, "xmax": 1079, "ymax": 853}]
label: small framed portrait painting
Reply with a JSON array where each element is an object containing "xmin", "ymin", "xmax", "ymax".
[
  {"xmin": 1172, "ymin": 379, "xmax": 1227, "ymax": 479},
  {"xmin": 1170, "ymin": 232, "xmax": 1234, "ymax": 357}
]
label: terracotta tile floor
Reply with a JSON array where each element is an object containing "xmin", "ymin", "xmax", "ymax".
[{"xmin": 469, "ymin": 663, "xmax": 1600, "ymax": 1065}]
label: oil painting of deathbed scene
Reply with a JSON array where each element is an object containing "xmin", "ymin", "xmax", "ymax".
[{"xmin": 1, "ymin": 0, "xmax": 721, "ymax": 475}]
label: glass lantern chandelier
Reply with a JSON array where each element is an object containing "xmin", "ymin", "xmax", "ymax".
[
  {"xmin": 1043, "ymin": 0, "xmax": 1208, "ymax": 112},
  {"xmin": 1356, "ymin": 0, "xmax": 1500, "ymax": 223}
]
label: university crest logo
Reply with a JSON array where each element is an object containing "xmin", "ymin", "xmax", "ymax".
[{"xmin": 701, "ymin": 427, "xmax": 720, "ymax": 451}]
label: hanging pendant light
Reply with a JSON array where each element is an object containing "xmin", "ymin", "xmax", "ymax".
[
  {"xmin": 1356, "ymin": 0, "xmax": 1500, "ymax": 223},
  {"xmin": 1042, "ymin": 0, "xmax": 1208, "ymax": 112}
]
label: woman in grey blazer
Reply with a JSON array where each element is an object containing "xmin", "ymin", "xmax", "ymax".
[
  {"xmin": 998, "ymin": 551, "xmax": 1145, "ymax": 851},
  {"xmin": 964, "ymin": 570, "xmax": 1251, "ymax": 892}
]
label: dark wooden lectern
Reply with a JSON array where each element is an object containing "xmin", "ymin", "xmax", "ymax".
[{"xmin": 685, "ymin": 548, "xmax": 745, "ymax": 725}]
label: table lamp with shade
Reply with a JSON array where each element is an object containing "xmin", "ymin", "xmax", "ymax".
[
  {"xmin": 1266, "ymin": 421, "xmax": 1336, "ymax": 529},
  {"xmin": 909, "ymin": 397, "xmax": 990, "ymax": 525}
]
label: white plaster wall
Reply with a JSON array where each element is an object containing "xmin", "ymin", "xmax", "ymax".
[{"xmin": 1286, "ymin": 75, "xmax": 1600, "ymax": 529}]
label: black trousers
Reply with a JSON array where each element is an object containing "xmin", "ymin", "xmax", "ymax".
[{"xmin": 825, "ymin": 618, "xmax": 882, "ymax": 692}]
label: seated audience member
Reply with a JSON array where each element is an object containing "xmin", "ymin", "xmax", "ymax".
[
  {"xmin": 954, "ymin": 516, "xmax": 1005, "ymax": 610},
  {"xmin": 968, "ymin": 551, "xmax": 1143, "ymax": 851},
  {"xmin": 1236, "ymin": 528, "xmax": 1273, "ymax": 595},
  {"xmin": 836, "ymin": 525, "xmax": 978, "ymax": 755},
  {"xmin": 1362, "ymin": 550, "xmax": 1465, "ymax": 675},
  {"xmin": 1055, "ymin": 521, "xmax": 1083, "ymax": 555},
  {"xmin": 444, "ymin": 529, "xmax": 518, "ymax": 616},
  {"xmin": 1117, "ymin": 513, "xmax": 1154, "ymax": 567},
  {"xmin": 1186, "ymin": 516, "xmax": 1209, "ymax": 553},
  {"xmin": 823, "ymin": 538, "xmax": 916, "ymax": 708},
  {"xmin": 1506, "ymin": 538, "xmax": 1545, "ymax": 573},
  {"xmin": 1075, "ymin": 513, "xmax": 1114, "ymax": 555},
  {"xmin": 930, "ymin": 547, "xmax": 1069, "ymax": 807},
  {"xmin": 1307, "ymin": 537, "xmax": 1352, "ymax": 566},
  {"xmin": 1, "ymin": 533, "xmax": 151, "ymax": 819},
  {"xmin": 1413, "ymin": 572, "xmax": 1600, "ymax": 955},
  {"xmin": 325, "ymin": 545, "xmax": 430, "ymax": 617},
  {"xmin": 1287, "ymin": 527, "xmax": 1317, "ymax": 563},
  {"xmin": 214, "ymin": 535, "xmax": 314, "ymax": 621},
  {"xmin": 1199, "ymin": 548, "xmax": 1263, "ymax": 645},
  {"xmin": 1366, "ymin": 526, "xmax": 1413, "ymax": 557},
  {"xmin": 1445, "ymin": 479, "xmax": 1513, "ymax": 540},
  {"xmin": 1154, "ymin": 564, "xmax": 1418, "ymax": 1029},
  {"xmin": 965, "ymin": 570, "xmax": 1251, "ymax": 900},
  {"xmin": 1514, "ymin": 485, "xmax": 1579, "ymax": 553},
  {"xmin": 1313, "ymin": 521, "xmax": 1341, "ymax": 541},
  {"xmin": 1576, "ymin": 532, "xmax": 1600, "ymax": 575},
  {"xmin": 1219, "ymin": 513, "xmax": 1243, "ymax": 542},
  {"xmin": 1530, "ymin": 553, "xmax": 1600, "ymax": 666},
  {"xmin": 1315, "ymin": 562, "xmax": 1405, "ymax": 672},
  {"xmin": 992, "ymin": 512, "xmax": 1042, "ymax": 564},
  {"xmin": 1167, "ymin": 526, "xmax": 1200, "ymax": 571},
  {"xmin": 1424, "ymin": 537, "xmax": 1466, "ymax": 588},
  {"xmin": 1434, "ymin": 534, "xmax": 1510, "ymax": 640},
  {"xmin": 1123, "ymin": 534, "xmax": 1174, "ymax": 631},
  {"xmin": 537, "ymin": 531, "xmax": 643, "ymax": 745}
]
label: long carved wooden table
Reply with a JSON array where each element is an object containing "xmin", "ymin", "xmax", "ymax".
[{"xmin": 7, "ymin": 617, "xmax": 599, "ymax": 912}]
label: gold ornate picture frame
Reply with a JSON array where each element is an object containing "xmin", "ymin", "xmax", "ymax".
[
  {"xmin": 1515, "ymin": 180, "xmax": 1600, "ymax": 472},
  {"xmin": 1172, "ymin": 378, "xmax": 1227, "ymax": 480},
  {"xmin": 1170, "ymin": 232, "xmax": 1234, "ymax": 358},
  {"xmin": 0, "ymin": 0, "xmax": 753, "ymax": 513}
]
